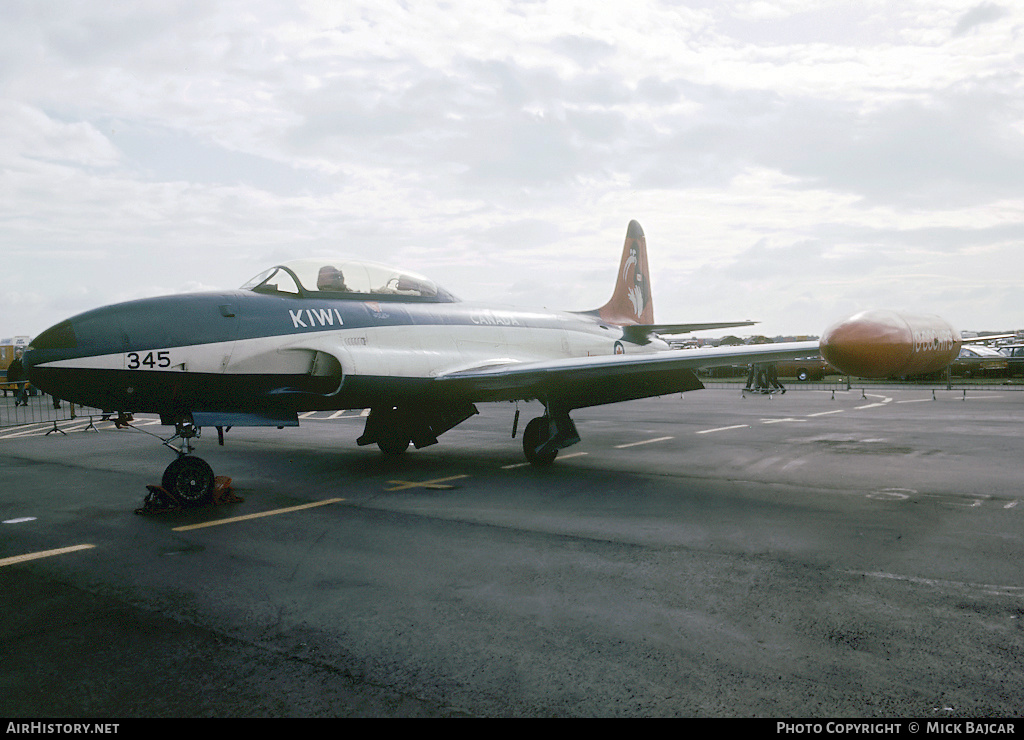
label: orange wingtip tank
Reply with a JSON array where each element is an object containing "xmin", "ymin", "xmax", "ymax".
[{"xmin": 820, "ymin": 309, "xmax": 961, "ymax": 379}]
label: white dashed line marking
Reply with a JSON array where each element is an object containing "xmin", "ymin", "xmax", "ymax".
[
  {"xmin": 696, "ymin": 424, "xmax": 750, "ymax": 435},
  {"xmin": 615, "ymin": 436, "xmax": 673, "ymax": 449}
]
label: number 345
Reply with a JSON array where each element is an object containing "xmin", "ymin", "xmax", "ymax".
[{"xmin": 126, "ymin": 351, "xmax": 171, "ymax": 369}]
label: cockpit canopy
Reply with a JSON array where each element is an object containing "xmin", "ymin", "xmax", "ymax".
[{"xmin": 241, "ymin": 258, "xmax": 458, "ymax": 303}]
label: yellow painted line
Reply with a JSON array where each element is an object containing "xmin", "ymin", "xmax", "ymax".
[
  {"xmin": 385, "ymin": 475, "xmax": 468, "ymax": 491},
  {"xmin": 615, "ymin": 436, "xmax": 673, "ymax": 449},
  {"xmin": 173, "ymin": 498, "xmax": 346, "ymax": 531},
  {"xmin": 0, "ymin": 544, "xmax": 95, "ymax": 568}
]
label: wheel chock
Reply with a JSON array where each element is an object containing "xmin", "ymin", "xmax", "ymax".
[
  {"xmin": 135, "ymin": 485, "xmax": 181, "ymax": 515},
  {"xmin": 212, "ymin": 476, "xmax": 243, "ymax": 505},
  {"xmin": 135, "ymin": 475, "xmax": 244, "ymax": 515}
]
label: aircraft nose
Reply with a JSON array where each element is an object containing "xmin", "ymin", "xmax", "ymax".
[
  {"xmin": 23, "ymin": 318, "xmax": 81, "ymax": 397},
  {"xmin": 819, "ymin": 310, "xmax": 913, "ymax": 379}
]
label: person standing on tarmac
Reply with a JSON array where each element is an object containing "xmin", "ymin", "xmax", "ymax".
[
  {"xmin": 744, "ymin": 363, "xmax": 759, "ymax": 392},
  {"xmin": 7, "ymin": 349, "xmax": 27, "ymax": 406},
  {"xmin": 744, "ymin": 362, "xmax": 771, "ymax": 393},
  {"xmin": 765, "ymin": 362, "xmax": 786, "ymax": 394}
]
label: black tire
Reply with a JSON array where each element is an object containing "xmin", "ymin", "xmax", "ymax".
[
  {"xmin": 377, "ymin": 433, "xmax": 411, "ymax": 455},
  {"xmin": 796, "ymin": 369, "xmax": 809, "ymax": 381},
  {"xmin": 371, "ymin": 406, "xmax": 411, "ymax": 455},
  {"xmin": 161, "ymin": 456, "xmax": 215, "ymax": 507},
  {"xmin": 522, "ymin": 417, "xmax": 557, "ymax": 466}
]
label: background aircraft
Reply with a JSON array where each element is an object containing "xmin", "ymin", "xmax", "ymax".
[{"xmin": 23, "ymin": 220, "xmax": 926, "ymax": 505}]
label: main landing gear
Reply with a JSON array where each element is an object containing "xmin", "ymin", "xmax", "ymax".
[
  {"xmin": 357, "ymin": 403, "xmax": 478, "ymax": 456},
  {"xmin": 520, "ymin": 407, "xmax": 580, "ymax": 466},
  {"xmin": 357, "ymin": 401, "xmax": 581, "ymax": 467}
]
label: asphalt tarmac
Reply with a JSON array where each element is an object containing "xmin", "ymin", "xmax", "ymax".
[{"xmin": 1, "ymin": 387, "xmax": 1022, "ymax": 718}]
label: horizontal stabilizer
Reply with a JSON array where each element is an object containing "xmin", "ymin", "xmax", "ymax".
[
  {"xmin": 622, "ymin": 321, "xmax": 758, "ymax": 343},
  {"xmin": 644, "ymin": 321, "xmax": 758, "ymax": 334}
]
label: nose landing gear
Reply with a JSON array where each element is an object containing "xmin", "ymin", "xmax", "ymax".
[
  {"xmin": 149, "ymin": 419, "xmax": 217, "ymax": 507},
  {"xmin": 131, "ymin": 417, "xmax": 240, "ymax": 513}
]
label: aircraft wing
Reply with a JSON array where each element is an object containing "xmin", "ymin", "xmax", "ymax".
[
  {"xmin": 962, "ymin": 333, "xmax": 1016, "ymax": 344},
  {"xmin": 435, "ymin": 340, "xmax": 821, "ymax": 409}
]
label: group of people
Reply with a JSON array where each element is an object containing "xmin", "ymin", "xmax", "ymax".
[{"xmin": 744, "ymin": 362, "xmax": 786, "ymax": 394}]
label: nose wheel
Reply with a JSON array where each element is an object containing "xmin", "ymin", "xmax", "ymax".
[{"xmin": 161, "ymin": 455, "xmax": 215, "ymax": 507}]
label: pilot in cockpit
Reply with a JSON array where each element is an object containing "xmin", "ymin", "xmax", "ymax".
[{"xmin": 317, "ymin": 265, "xmax": 350, "ymax": 292}]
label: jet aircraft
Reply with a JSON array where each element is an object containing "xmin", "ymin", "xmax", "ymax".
[{"xmin": 23, "ymin": 220, "xmax": 901, "ymax": 505}]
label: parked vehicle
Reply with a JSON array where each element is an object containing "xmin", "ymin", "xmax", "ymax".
[
  {"xmin": 1, "ymin": 337, "xmax": 31, "ymax": 396},
  {"xmin": 950, "ymin": 345, "xmax": 1008, "ymax": 378},
  {"xmin": 773, "ymin": 356, "xmax": 837, "ymax": 382},
  {"xmin": 998, "ymin": 345, "xmax": 1024, "ymax": 377}
]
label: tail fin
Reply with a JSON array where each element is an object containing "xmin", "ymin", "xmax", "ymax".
[{"xmin": 596, "ymin": 220, "xmax": 654, "ymax": 326}]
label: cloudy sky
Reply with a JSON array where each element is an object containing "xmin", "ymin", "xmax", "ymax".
[{"xmin": 2, "ymin": 0, "xmax": 1022, "ymax": 340}]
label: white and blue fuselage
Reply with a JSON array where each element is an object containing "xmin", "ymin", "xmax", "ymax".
[
  {"xmin": 25, "ymin": 258, "xmax": 674, "ymax": 420},
  {"xmin": 22, "ymin": 222, "xmax": 835, "ymax": 488}
]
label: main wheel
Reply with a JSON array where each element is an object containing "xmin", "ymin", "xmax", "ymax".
[
  {"xmin": 162, "ymin": 455, "xmax": 215, "ymax": 507},
  {"xmin": 377, "ymin": 433, "xmax": 411, "ymax": 455},
  {"xmin": 522, "ymin": 416, "xmax": 558, "ymax": 466}
]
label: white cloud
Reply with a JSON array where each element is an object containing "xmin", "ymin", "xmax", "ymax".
[
  {"xmin": 0, "ymin": 0, "xmax": 1022, "ymax": 338},
  {"xmin": 952, "ymin": 2, "xmax": 1010, "ymax": 37}
]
